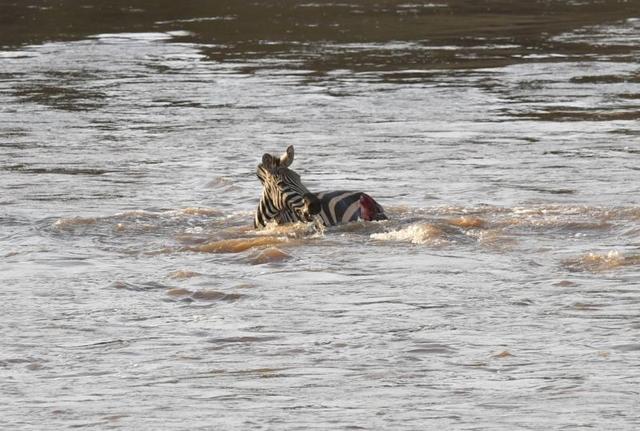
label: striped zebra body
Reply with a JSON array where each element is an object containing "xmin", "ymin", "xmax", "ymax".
[
  {"xmin": 255, "ymin": 190, "xmax": 386, "ymax": 228},
  {"xmin": 254, "ymin": 145, "xmax": 387, "ymax": 229},
  {"xmin": 314, "ymin": 191, "xmax": 385, "ymax": 226}
]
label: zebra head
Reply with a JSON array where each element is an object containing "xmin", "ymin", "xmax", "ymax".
[{"xmin": 256, "ymin": 145, "xmax": 321, "ymax": 223}]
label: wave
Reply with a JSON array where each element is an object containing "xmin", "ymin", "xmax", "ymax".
[
  {"xmin": 42, "ymin": 204, "xmax": 640, "ymax": 273},
  {"xmin": 371, "ymin": 223, "xmax": 446, "ymax": 245},
  {"xmin": 184, "ymin": 236, "xmax": 287, "ymax": 253},
  {"xmin": 563, "ymin": 250, "xmax": 640, "ymax": 272}
]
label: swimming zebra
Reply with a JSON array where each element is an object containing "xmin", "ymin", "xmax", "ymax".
[{"xmin": 254, "ymin": 145, "xmax": 387, "ymax": 228}]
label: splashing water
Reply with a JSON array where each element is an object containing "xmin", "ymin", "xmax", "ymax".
[{"xmin": 2, "ymin": 1, "xmax": 640, "ymax": 430}]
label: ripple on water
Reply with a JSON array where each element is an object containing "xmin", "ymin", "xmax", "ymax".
[
  {"xmin": 109, "ymin": 280, "xmax": 171, "ymax": 292},
  {"xmin": 50, "ymin": 207, "xmax": 225, "ymax": 238},
  {"xmin": 167, "ymin": 270, "xmax": 201, "ymax": 279},
  {"xmin": 191, "ymin": 290, "xmax": 245, "ymax": 302},
  {"xmin": 178, "ymin": 207, "xmax": 224, "ymax": 217},
  {"xmin": 446, "ymin": 216, "xmax": 487, "ymax": 228},
  {"xmin": 3, "ymin": 164, "xmax": 112, "ymax": 176},
  {"xmin": 88, "ymin": 32, "xmax": 175, "ymax": 42},
  {"xmin": 562, "ymin": 250, "xmax": 640, "ymax": 272},
  {"xmin": 184, "ymin": 236, "xmax": 288, "ymax": 253},
  {"xmin": 165, "ymin": 288, "xmax": 246, "ymax": 302},
  {"xmin": 0, "ymin": 50, "xmax": 40, "ymax": 58},
  {"xmin": 247, "ymin": 247, "xmax": 291, "ymax": 265},
  {"xmin": 53, "ymin": 216, "xmax": 99, "ymax": 229},
  {"xmin": 206, "ymin": 336, "xmax": 280, "ymax": 344}
]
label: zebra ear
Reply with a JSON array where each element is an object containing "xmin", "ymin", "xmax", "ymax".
[
  {"xmin": 262, "ymin": 154, "xmax": 273, "ymax": 167},
  {"xmin": 280, "ymin": 145, "xmax": 294, "ymax": 167}
]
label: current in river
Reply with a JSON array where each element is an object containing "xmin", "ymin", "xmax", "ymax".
[{"xmin": 1, "ymin": 1, "xmax": 640, "ymax": 429}]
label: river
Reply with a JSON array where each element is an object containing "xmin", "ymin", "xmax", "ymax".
[{"xmin": 1, "ymin": 1, "xmax": 640, "ymax": 429}]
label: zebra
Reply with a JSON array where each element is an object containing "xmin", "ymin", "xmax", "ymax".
[{"xmin": 254, "ymin": 145, "xmax": 387, "ymax": 228}]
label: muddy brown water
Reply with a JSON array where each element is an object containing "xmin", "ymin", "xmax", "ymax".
[{"xmin": 1, "ymin": 1, "xmax": 640, "ymax": 429}]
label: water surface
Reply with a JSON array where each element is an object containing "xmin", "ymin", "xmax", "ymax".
[{"xmin": 1, "ymin": 1, "xmax": 640, "ymax": 429}]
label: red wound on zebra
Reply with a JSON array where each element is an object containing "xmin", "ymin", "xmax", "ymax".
[{"xmin": 359, "ymin": 194, "xmax": 378, "ymax": 221}]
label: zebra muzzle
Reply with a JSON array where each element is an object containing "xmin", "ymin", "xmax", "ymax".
[{"xmin": 302, "ymin": 193, "xmax": 321, "ymax": 220}]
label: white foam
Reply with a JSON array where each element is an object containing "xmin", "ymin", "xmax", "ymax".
[
  {"xmin": 255, "ymin": 221, "xmax": 320, "ymax": 239},
  {"xmin": 155, "ymin": 16, "xmax": 236, "ymax": 24},
  {"xmin": 89, "ymin": 32, "xmax": 173, "ymax": 42},
  {"xmin": 0, "ymin": 51, "xmax": 40, "ymax": 58},
  {"xmin": 397, "ymin": 3, "xmax": 447, "ymax": 8},
  {"xmin": 370, "ymin": 223, "xmax": 444, "ymax": 245},
  {"xmin": 166, "ymin": 30, "xmax": 195, "ymax": 38}
]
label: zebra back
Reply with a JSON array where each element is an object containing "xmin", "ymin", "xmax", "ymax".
[{"xmin": 314, "ymin": 191, "xmax": 387, "ymax": 226}]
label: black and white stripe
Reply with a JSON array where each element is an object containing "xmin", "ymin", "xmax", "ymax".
[
  {"xmin": 254, "ymin": 167, "xmax": 315, "ymax": 228},
  {"xmin": 254, "ymin": 146, "xmax": 386, "ymax": 228},
  {"xmin": 314, "ymin": 190, "xmax": 384, "ymax": 226}
]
